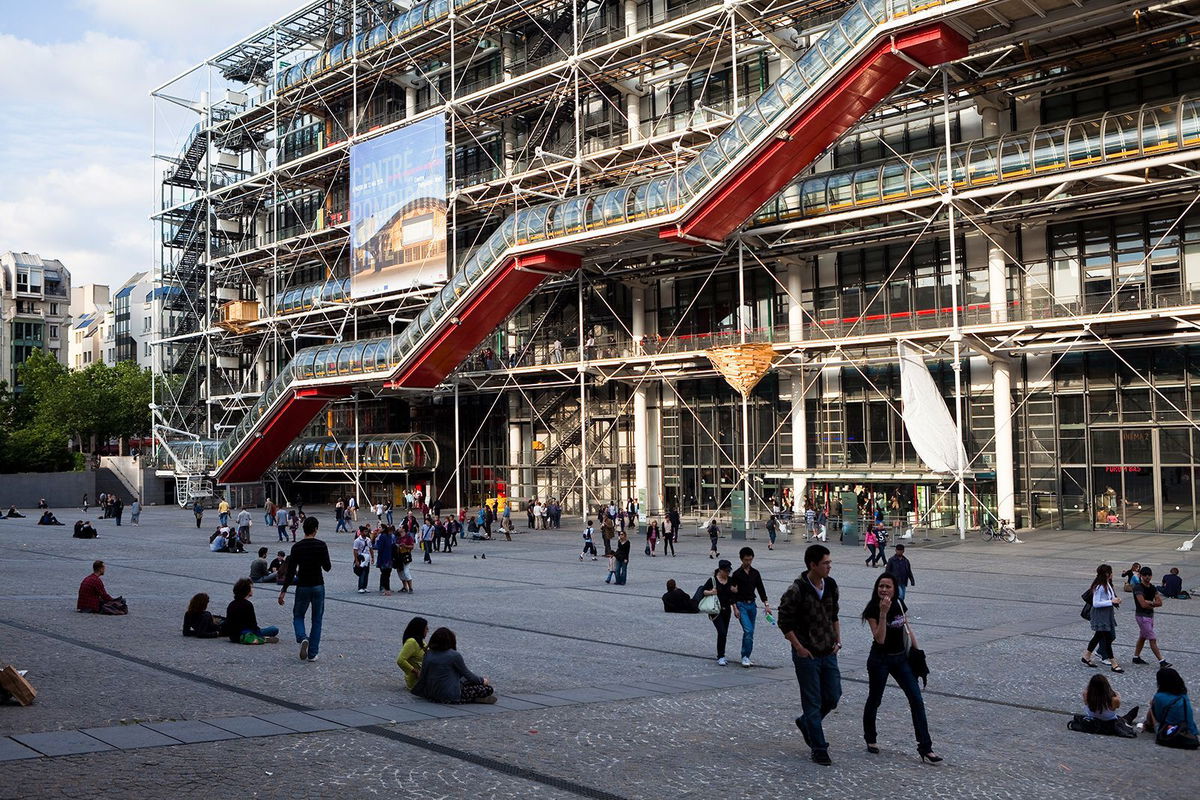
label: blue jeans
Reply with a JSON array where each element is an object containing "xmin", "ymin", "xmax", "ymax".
[
  {"xmin": 863, "ymin": 651, "xmax": 931, "ymax": 753},
  {"xmin": 292, "ymin": 585, "xmax": 325, "ymax": 657},
  {"xmin": 336, "ymin": 518, "xmax": 349, "ymax": 532},
  {"xmin": 614, "ymin": 560, "xmax": 628, "ymax": 585},
  {"xmin": 219, "ymin": 512, "xmax": 229, "ymax": 527},
  {"xmin": 736, "ymin": 601, "xmax": 757, "ymax": 659},
  {"xmin": 792, "ymin": 652, "xmax": 842, "ymax": 753},
  {"xmin": 897, "ymin": 584, "xmax": 907, "ymax": 602},
  {"xmin": 239, "ymin": 625, "xmax": 279, "ymax": 640},
  {"xmin": 278, "ymin": 526, "xmax": 288, "ymax": 541},
  {"xmin": 386, "ymin": 510, "xmax": 393, "ymax": 525}
]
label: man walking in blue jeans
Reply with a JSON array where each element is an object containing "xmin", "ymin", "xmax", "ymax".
[
  {"xmin": 777, "ymin": 544, "xmax": 842, "ymax": 766},
  {"xmin": 278, "ymin": 516, "xmax": 331, "ymax": 662},
  {"xmin": 730, "ymin": 546, "xmax": 772, "ymax": 667}
]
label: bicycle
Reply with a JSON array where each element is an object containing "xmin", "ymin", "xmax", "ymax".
[{"xmin": 980, "ymin": 519, "xmax": 1017, "ymax": 543}]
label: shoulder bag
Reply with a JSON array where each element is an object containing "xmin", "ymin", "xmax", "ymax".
[
  {"xmin": 902, "ymin": 609, "xmax": 929, "ymax": 687},
  {"xmin": 1080, "ymin": 587, "xmax": 1093, "ymax": 620},
  {"xmin": 696, "ymin": 581, "xmax": 721, "ymax": 617},
  {"xmin": 1156, "ymin": 697, "xmax": 1200, "ymax": 749}
]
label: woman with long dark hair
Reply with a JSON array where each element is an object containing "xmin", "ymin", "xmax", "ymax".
[
  {"xmin": 1083, "ymin": 563, "xmax": 1123, "ymax": 673},
  {"xmin": 411, "ymin": 627, "xmax": 496, "ymax": 703},
  {"xmin": 861, "ymin": 573, "xmax": 941, "ymax": 763},
  {"xmin": 1145, "ymin": 667, "xmax": 1198, "ymax": 744},
  {"xmin": 700, "ymin": 560, "xmax": 735, "ymax": 666},
  {"xmin": 396, "ymin": 616, "xmax": 428, "ymax": 690}
]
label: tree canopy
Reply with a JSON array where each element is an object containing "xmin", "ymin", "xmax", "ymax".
[{"xmin": 0, "ymin": 351, "xmax": 153, "ymax": 473}]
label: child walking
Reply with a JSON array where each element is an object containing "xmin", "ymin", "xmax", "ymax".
[
  {"xmin": 604, "ymin": 551, "xmax": 616, "ymax": 583},
  {"xmin": 581, "ymin": 521, "xmax": 597, "ymax": 561}
]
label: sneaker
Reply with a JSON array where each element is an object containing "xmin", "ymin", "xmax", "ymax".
[
  {"xmin": 357, "ymin": 589, "xmax": 367, "ymax": 594},
  {"xmin": 1160, "ymin": 659, "xmax": 1173, "ymax": 668},
  {"xmin": 1132, "ymin": 656, "xmax": 1148, "ymax": 665},
  {"xmin": 1099, "ymin": 658, "xmax": 1112, "ymax": 666},
  {"xmin": 741, "ymin": 657, "xmax": 752, "ymax": 668},
  {"xmin": 298, "ymin": 639, "xmax": 309, "ymax": 661},
  {"xmin": 263, "ymin": 636, "xmax": 279, "ymax": 644},
  {"xmin": 580, "ymin": 554, "xmax": 584, "ymax": 560},
  {"xmin": 307, "ymin": 654, "xmax": 319, "ymax": 662},
  {"xmin": 811, "ymin": 750, "xmax": 832, "ymax": 766},
  {"xmin": 717, "ymin": 657, "xmax": 728, "ymax": 666}
]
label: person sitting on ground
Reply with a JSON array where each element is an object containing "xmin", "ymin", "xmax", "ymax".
[
  {"xmin": 6, "ymin": 505, "xmax": 25, "ymax": 518},
  {"xmin": 249, "ymin": 547, "xmax": 274, "ymax": 583},
  {"xmin": 396, "ymin": 616, "xmax": 429, "ymax": 691},
  {"xmin": 1121, "ymin": 563, "xmax": 1142, "ymax": 591},
  {"xmin": 662, "ymin": 578, "xmax": 698, "ymax": 613},
  {"xmin": 182, "ymin": 592, "xmax": 223, "ymax": 638},
  {"xmin": 37, "ymin": 511, "xmax": 63, "ymax": 526},
  {"xmin": 1160, "ymin": 568, "xmax": 1188, "ymax": 599},
  {"xmin": 226, "ymin": 527, "xmax": 246, "ymax": 554},
  {"xmin": 220, "ymin": 578, "xmax": 279, "ymax": 645},
  {"xmin": 76, "ymin": 561, "xmax": 127, "ymax": 615},
  {"xmin": 1143, "ymin": 667, "xmax": 1199, "ymax": 748},
  {"xmin": 268, "ymin": 550, "xmax": 288, "ymax": 584},
  {"xmin": 73, "ymin": 520, "xmax": 97, "ymax": 539},
  {"xmin": 1068, "ymin": 674, "xmax": 1138, "ymax": 736},
  {"xmin": 37, "ymin": 498, "xmax": 48, "ymax": 509},
  {"xmin": 411, "ymin": 627, "xmax": 496, "ymax": 704},
  {"xmin": 209, "ymin": 527, "xmax": 230, "ymax": 553}
]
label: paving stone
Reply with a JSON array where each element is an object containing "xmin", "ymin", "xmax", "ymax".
[
  {"xmin": 141, "ymin": 720, "xmax": 241, "ymax": 743},
  {"xmin": 11, "ymin": 731, "xmax": 113, "ymax": 756},
  {"xmin": 404, "ymin": 702, "xmax": 477, "ymax": 719},
  {"xmin": 487, "ymin": 695, "xmax": 548, "ymax": 711},
  {"xmin": 351, "ymin": 704, "xmax": 439, "ymax": 724},
  {"xmin": 204, "ymin": 716, "xmax": 296, "ymax": 737},
  {"xmin": 0, "ymin": 737, "xmax": 40, "ymax": 761},
  {"xmin": 508, "ymin": 693, "xmax": 579, "ymax": 708},
  {"xmin": 306, "ymin": 707, "xmax": 394, "ymax": 727},
  {"xmin": 536, "ymin": 687, "xmax": 626, "ymax": 703},
  {"xmin": 254, "ymin": 712, "xmax": 345, "ymax": 733},
  {"xmin": 79, "ymin": 725, "xmax": 182, "ymax": 749}
]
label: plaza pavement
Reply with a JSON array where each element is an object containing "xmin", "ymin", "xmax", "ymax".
[{"xmin": 1, "ymin": 504, "xmax": 1198, "ymax": 798}]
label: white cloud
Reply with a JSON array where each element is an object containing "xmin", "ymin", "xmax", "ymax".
[{"xmin": 78, "ymin": 0, "xmax": 303, "ymax": 54}]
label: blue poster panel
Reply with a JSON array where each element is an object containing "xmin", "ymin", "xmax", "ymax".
[{"xmin": 350, "ymin": 115, "xmax": 447, "ymax": 298}]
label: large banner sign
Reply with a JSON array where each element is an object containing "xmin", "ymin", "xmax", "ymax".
[{"xmin": 350, "ymin": 115, "xmax": 447, "ymax": 299}]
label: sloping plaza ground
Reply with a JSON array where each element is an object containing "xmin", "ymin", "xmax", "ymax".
[{"xmin": 1, "ymin": 504, "xmax": 1198, "ymax": 798}]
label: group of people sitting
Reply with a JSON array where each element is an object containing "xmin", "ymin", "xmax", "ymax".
[
  {"xmin": 248, "ymin": 547, "xmax": 288, "ymax": 584},
  {"xmin": 182, "ymin": 580, "xmax": 279, "ymax": 645},
  {"xmin": 72, "ymin": 520, "xmax": 98, "ymax": 538},
  {"xmin": 1071, "ymin": 670, "xmax": 1198, "ymax": 748},
  {"xmin": 208, "ymin": 526, "xmax": 247, "ymax": 553},
  {"xmin": 37, "ymin": 511, "xmax": 63, "ymax": 525},
  {"xmin": 1123, "ymin": 562, "xmax": 1189, "ymax": 599},
  {"xmin": 395, "ymin": 616, "xmax": 496, "ymax": 704}
]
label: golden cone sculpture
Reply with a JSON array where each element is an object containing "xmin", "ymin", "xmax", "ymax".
[{"xmin": 706, "ymin": 342, "xmax": 776, "ymax": 397}]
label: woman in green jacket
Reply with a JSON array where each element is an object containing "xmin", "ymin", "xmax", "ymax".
[{"xmin": 396, "ymin": 616, "xmax": 428, "ymax": 690}]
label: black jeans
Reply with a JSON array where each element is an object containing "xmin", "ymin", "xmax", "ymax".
[
  {"xmin": 866, "ymin": 544, "xmax": 879, "ymax": 565},
  {"xmin": 712, "ymin": 608, "xmax": 730, "ymax": 658},
  {"xmin": 662, "ymin": 536, "xmax": 675, "ymax": 556},
  {"xmin": 379, "ymin": 567, "xmax": 392, "ymax": 591},
  {"xmin": 863, "ymin": 651, "xmax": 932, "ymax": 753},
  {"xmin": 1087, "ymin": 630, "xmax": 1115, "ymax": 660}
]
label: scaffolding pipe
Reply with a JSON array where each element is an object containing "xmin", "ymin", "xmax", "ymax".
[
  {"xmin": 943, "ymin": 68, "xmax": 967, "ymax": 540},
  {"xmin": 738, "ymin": 239, "xmax": 752, "ymax": 536},
  {"xmin": 578, "ymin": 269, "xmax": 588, "ymax": 516}
]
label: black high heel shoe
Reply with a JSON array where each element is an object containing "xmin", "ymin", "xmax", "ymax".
[
  {"xmin": 919, "ymin": 752, "xmax": 943, "ymax": 764},
  {"xmin": 866, "ymin": 743, "xmax": 880, "ymax": 754}
]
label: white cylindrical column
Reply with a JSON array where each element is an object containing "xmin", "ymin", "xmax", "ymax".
[
  {"xmin": 508, "ymin": 419, "xmax": 523, "ymax": 508},
  {"xmin": 405, "ymin": 86, "xmax": 417, "ymax": 119},
  {"xmin": 624, "ymin": 0, "xmax": 638, "ymax": 35},
  {"xmin": 627, "ymin": 92, "xmax": 641, "ymax": 143},
  {"xmin": 631, "ymin": 285, "xmax": 649, "ymax": 517},
  {"xmin": 788, "ymin": 262, "xmax": 807, "ymax": 509}
]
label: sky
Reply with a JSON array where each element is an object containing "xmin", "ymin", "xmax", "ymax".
[{"xmin": 0, "ymin": 0, "xmax": 303, "ymax": 292}]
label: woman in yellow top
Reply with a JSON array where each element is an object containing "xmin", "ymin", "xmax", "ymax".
[{"xmin": 396, "ymin": 616, "xmax": 429, "ymax": 690}]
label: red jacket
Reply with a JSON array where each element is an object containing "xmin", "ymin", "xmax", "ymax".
[{"xmin": 77, "ymin": 573, "xmax": 112, "ymax": 612}]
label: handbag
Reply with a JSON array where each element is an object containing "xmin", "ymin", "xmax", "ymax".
[
  {"xmin": 902, "ymin": 612, "xmax": 929, "ymax": 687},
  {"xmin": 1080, "ymin": 588, "xmax": 1093, "ymax": 621},
  {"xmin": 1155, "ymin": 698, "xmax": 1200, "ymax": 749},
  {"xmin": 696, "ymin": 581, "xmax": 721, "ymax": 617}
]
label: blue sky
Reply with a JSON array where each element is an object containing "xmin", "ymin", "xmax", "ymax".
[{"xmin": 0, "ymin": 0, "xmax": 300, "ymax": 291}]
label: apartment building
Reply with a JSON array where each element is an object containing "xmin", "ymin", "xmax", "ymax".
[{"xmin": 0, "ymin": 251, "xmax": 71, "ymax": 386}]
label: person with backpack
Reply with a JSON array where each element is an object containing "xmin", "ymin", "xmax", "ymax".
[
  {"xmin": 1144, "ymin": 667, "xmax": 1199, "ymax": 748},
  {"xmin": 707, "ymin": 519, "xmax": 720, "ymax": 559},
  {"xmin": 581, "ymin": 521, "xmax": 597, "ymax": 561}
]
